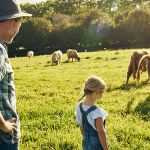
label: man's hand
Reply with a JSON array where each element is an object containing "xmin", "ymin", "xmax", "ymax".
[{"xmin": 1, "ymin": 118, "xmax": 18, "ymax": 133}]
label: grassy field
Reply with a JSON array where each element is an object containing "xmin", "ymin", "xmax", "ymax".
[{"xmin": 11, "ymin": 49, "xmax": 150, "ymax": 150}]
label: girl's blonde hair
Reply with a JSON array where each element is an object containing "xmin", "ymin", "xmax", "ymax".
[{"xmin": 78, "ymin": 75, "xmax": 106, "ymax": 101}]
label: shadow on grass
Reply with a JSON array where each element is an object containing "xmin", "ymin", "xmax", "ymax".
[
  {"xmin": 44, "ymin": 65, "xmax": 50, "ymax": 67},
  {"xmin": 85, "ymin": 56, "xmax": 91, "ymax": 59},
  {"xmin": 95, "ymin": 57, "xmax": 102, "ymax": 60},
  {"xmin": 62, "ymin": 60, "xmax": 80, "ymax": 63},
  {"xmin": 59, "ymin": 142, "xmax": 77, "ymax": 150},
  {"xmin": 44, "ymin": 61, "xmax": 60, "ymax": 67},
  {"xmin": 134, "ymin": 95, "xmax": 150, "ymax": 121},
  {"xmin": 126, "ymin": 98, "xmax": 135, "ymax": 114},
  {"xmin": 111, "ymin": 57, "xmax": 118, "ymax": 60},
  {"xmin": 13, "ymin": 67, "xmax": 20, "ymax": 70},
  {"xmin": 107, "ymin": 80, "xmax": 149, "ymax": 92},
  {"xmin": 47, "ymin": 61, "xmax": 51, "ymax": 64},
  {"xmin": 62, "ymin": 60, "xmax": 70, "ymax": 63}
]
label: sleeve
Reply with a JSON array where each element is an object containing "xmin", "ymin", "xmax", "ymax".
[
  {"xmin": 74, "ymin": 104, "xmax": 82, "ymax": 126},
  {"xmin": 92, "ymin": 108, "xmax": 108, "ymax": 120},
  {"xmin": 0, "ymin": 48, "xmax": 6, "ymax": 81}
]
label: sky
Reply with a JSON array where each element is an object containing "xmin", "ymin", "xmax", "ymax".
[{"xmin": 18, "ymin": 0, "xmax": 46, "ymax": 4}]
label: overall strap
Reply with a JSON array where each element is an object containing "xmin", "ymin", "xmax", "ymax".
[
  {"xmin": 80, "ymin": 102, "xmax": 97, "ymax": 116},
  {"xmin": 80, "ymin": 103, "xmax": 98, "ymax": 136},
  {"xmin": 79, "ymin": 102, "xmax": 85, "ymax": 115},
  {"xmin": 86, "ymin": 105, "xmax": 97, "ymax": 114}
]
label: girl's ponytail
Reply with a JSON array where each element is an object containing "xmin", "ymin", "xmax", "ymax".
[
  {"xmin": 78, "ymin": 88, "xmax": 92, "ymax": 101},
  {"xmin": 78, "ymin": 93, "xmax": 86, "ymax": 102},
  {"xmin": 78, "ymin": 75, "xmax": 106, "ymax": 101}
]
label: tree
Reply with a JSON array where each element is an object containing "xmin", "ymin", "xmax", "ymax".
[
  {"xmin": 14, "ymin": 18, "xmax": 53, "ymax": 54},
  {"xmin": 21, "ymin": 1, "xmax": 53, "ymax": 17}
]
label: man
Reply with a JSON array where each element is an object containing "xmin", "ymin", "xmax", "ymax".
[{"xmin": 0, "ymin": 0, "xmax": 31, "ymax": 149}]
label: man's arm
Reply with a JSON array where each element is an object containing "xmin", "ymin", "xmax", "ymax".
[
  {"xmin": 0, "ymin": 112, "xmax": 17, "ymax": 133},
  {"xmin": 96, "ymin": 117, "xmax": 108, "ymax": 150}
]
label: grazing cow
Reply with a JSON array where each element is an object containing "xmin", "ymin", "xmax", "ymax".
[
  {"xmin": 51, "ymin": 50, "xmax": 62, "ymax": 65},
  {"xmin": 57, "ymin": 50, "xmax": 63, "ymax": 61},
  {"xmin": 27, "ymin": 51, "xmax": 34, "ymax": 58},
  {"xmin": 67, "ymin": 49, "xmax": 80, "ymax": 62},
  {"xmin": 126, "ymin": 50, "xmax": 149, "ymax": 84},
  {"xmin": 136, "ymin": 55, "xmax": 150, "ymax": 84}
]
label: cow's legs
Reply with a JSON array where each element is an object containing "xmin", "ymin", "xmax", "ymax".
[
  {"xmin": 133, "ymin": 67, "xmax": 137, "ymax": 80},
  {"xmin": 126, "ymin": 69, "xmax": 133, "ymax": 84},
  {"xmin": 126, "ymin": 57, "xmax": 133, "ymax": 84}
]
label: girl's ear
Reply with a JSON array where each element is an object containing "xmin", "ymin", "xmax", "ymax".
[
  {"xmin": 96, "ymin": 91, "xmax": 100, "ymax": 95},
  {"xmin": 92, "ymin": 91, "xmax": 98, "ymax": 97}
]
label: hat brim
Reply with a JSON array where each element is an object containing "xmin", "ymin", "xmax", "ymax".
[{"xmin": 0, "ymin": 12, "xmax": 32, "ymax": 21}]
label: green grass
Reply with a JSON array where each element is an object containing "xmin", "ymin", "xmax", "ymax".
[{"xmin": 10, "ymin": 49, "xmax": 150, "ymax": 150}]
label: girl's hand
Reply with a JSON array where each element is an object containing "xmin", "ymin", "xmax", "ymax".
[
  {"xmin": 96, "ymin": 117, "xmax": 108, "ymax": 150},
  {"xmin": 1, "ymin": 118, "xmax": 18, "ymax": 133}
]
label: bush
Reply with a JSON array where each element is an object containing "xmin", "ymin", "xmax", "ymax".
[
  {"xmin": 111, "ymin": 8, "xmax": 150, "ymax": 48},
  {"xmin": 14, "ymin": 17, "xmax": 53, "ymax": 54}
]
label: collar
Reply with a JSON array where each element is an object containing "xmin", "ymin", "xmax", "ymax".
[{"xmin": 0, "ymin": 39, "xmax": 8, "ymax": 51}]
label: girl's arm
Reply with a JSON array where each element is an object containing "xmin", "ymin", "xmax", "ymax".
[
  {"xmin": 96, "ymin": 117, "xmax": 108, "ymax": 150},
  {"xmin": 80, "ymin": 127, "xmax": 83, "ymax": 136}
]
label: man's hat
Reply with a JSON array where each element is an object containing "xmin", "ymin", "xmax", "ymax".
[{"xmin": 0, "ymin": 0, "xmax": 32, "ymax": 21}]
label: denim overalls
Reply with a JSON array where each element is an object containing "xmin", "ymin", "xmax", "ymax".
[{"xmin": 80, "ymin": 103, "xmax": 104, "ymax": 150}]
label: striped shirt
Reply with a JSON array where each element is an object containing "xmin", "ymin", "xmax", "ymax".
[{"xmin": 0, "ymin": 41, "xmax": 20, "ymax": 144}]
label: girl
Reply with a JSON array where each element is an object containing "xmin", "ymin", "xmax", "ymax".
[{"xmin": 75, "ymin": 76, "xmax": 108, "ymax": 150}]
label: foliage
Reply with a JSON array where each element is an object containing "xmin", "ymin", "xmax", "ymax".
[
  {"xmin": 8, "ymin": 2, "xmax": 150, "ymax": 56},
  {"xmin": 14, "ymin": 17, "xmax": 52, "ymax": 54},
  {"xmin": 111, "ymin": 8, "xmax": 150, "ymax": 47}
]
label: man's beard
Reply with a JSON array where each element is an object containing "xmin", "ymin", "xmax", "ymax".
[{"xmin": 6, "ymin": 30, "xmax": 18, "ymax": 44}]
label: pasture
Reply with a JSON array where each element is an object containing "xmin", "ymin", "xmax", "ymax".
[{"xmin": 11, "ymin": 49, "xmax": 150, "ymax": 150}]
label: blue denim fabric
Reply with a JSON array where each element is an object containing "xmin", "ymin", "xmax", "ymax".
[
  {"xmin": 82, "ymin": 136, "xmax": 103, "ymax": 150},
  {"xmin": 80, "ymin": 103, "xmax": 104, "ymax": 150},
  {"xmin": 0, "ymin": 140, "xmax": 19, "ymax": 150}
]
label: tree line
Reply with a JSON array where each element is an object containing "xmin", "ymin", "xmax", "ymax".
[{"xmin": 8, "ymin": 0, "xmax": 150, "ymax": 57}]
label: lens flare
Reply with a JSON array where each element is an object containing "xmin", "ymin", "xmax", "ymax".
[{"xmin": 88, "ymin": 20, "xmax": 111, "ymax": 40}]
